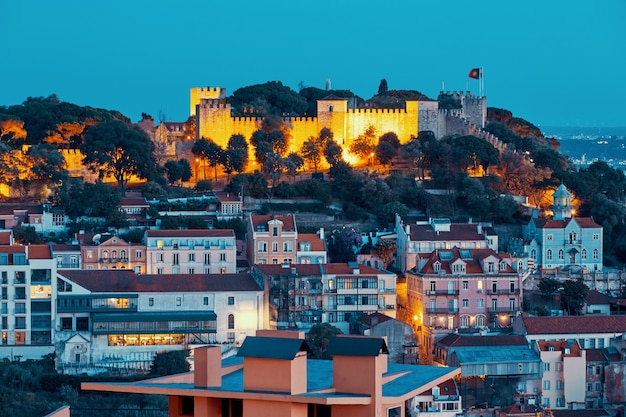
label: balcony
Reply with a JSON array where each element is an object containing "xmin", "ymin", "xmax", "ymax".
[
  {"xmin": 487, "ymin": 289, "xmax": 520, "ymax": 295},
  {"xmin": 426, "ymin": 290, "xmax": 459, "ymax": 296},
  {"xmin": 489, "ymin": 307, "xmax": 517, "ymax": 313},
  {"xmin": 564, "ymin": 240, "xmax": 582, "ymax": 245},
  {"xmin": 379, "ymin": 288, "xmax": 396, "ymax": 294},
  {"xmin": 427, "ymin": 308, "xmax": 459, "ymax": 314}
]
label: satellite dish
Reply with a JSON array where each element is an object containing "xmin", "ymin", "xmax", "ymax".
[{"xmin": 93, "ymin": 234, "xmax": 102, "ymax": 244}]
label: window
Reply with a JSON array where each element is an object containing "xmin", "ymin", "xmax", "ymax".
[
  {"xmin": 596, "ymin": 366, "xmax": 602, "ymax": 375},
  {"xmin": 228, "ymin": 314, "xmax": 235, "ymax": 329},
  {"xmin": 203, "ymin": 296, "xmax": 209, "ymax": 306},
  {"xmin": 204, "ymin": 253, "xmax": 211, "ymax": 264},
  {"xmin": 227, "ymin": 332, "xmax": 235, "ymax": 343},
  {"xmin": 462, "ymin": 299, "xmax": 469, "ymax": 308},
  {"xmin": 596, "ymin": 382, "xmax": 602, "ymax": 391},
  {"xmin": 492, "ymin": 281, "xmax": 497, "ymax": 292},
  {"xmin": 188, "ymin": 253, "xmax": 195, "ymax": 262},
  {"xmin": 500, "ymin": 262, "xmax": 507, "ymax": 271},
  {"xmin": 588, "ymin": 382, "xmax": 593, "ymax": 392},
  {"xmin": 531, "ymin": 248, "xmax": 536, "ymax": 259},
  {"xmin": 593, "ymin": 249, "xmax": 599, "ymax": 260},
  {"xmin": 476, "ymin": 315, "xmax": 485, "ymax": 327},
  {"xmin": 61, "ymin": 317, "xmax": 72, "ymax": 330},
  {"xmin": 460, "ymin": 315, "xmax": 470, "ymax": 328},
  {"xmin": 272, "ymin": 226, "xmax": 278, "ymax": 237},
  {"xmin": 173, "ymin": 253, "xmax": 179, "ymax": 265},
  {"xmin": 136, "ymin": 250, "xmax": 142, "ymax": 259},
  {"xmin": 272, "ymin": 259, "xmax": 278, "ymax": 264},
  {"xmin": 544, "ymin": 362, "xmax": 550, "ymax": 372},
  {"xmin": 157, "ymin": 268, "xmax": 163, "ymax": 274},
  {"xmin": 582, "ymin": 248, "xmax": 587, "ymax": 259},
  {"xmin": 148, "ymin": 297, "xmax": 154, "ymax": 307},
  {"xmin": 220, "ymin": 253, "xmax": 226, "ymax": 261},
  {"xmin": 477, "ymin": 298, "xmax": 484, "ymax": 308},
  {"xmin": 156, "ymin": 253, "xmax": 164, "ymax": 262},
  {"xmin": 430, "ymin": 281, "xmax": 436, "ymax": 291},
  {"xmin": 593, "ymin": 233, "xmax": 599, "ymax": 240},
  {"xmin": 558, "ymin": 249, "xmax": 564, "ymax": 260},
  {"xmin": 176, "ymin": 296, "xmax": 182, "ymax": 307},
  {"xmin": 546, "ymin": 234, "xmax": 553, "ymax": 240},
  {"xmin": 15, "ymin": 317, "xmax": 26, "ymax": 329},
  {"xmin": 543, "ymin": 380, "xmax": 550, "ymax": 390},
  {"xmin": 228, "ymin": 296, "xmax": 235, "ymax": 305},
  {"xmin": 547, "ymin": 249, "xmax": 553, "ymax": 260},
  {"xmin": 462, "ymin": 281, "xmax": 468, "ymax": 290},
  {"xmin": 556, "ymin": 380, "xmax": 564, "ymax": 390},
  {"xmin": 556, "ymin": 398, "xmax": 565, "ymax": 407},
  {"xmin": 258, "ymin": 242, "xmax": 267, "ymax": 253},
  {"xmin": 433, "ymin": 262, "xmax": 440, "ymax": 272},
  {"xmin": 488, "ymin": 262, "xmax": 495, "ymax": 272},
  {"xmin": 272, "ymin": 242, "xmax": 279, "ymax": 253},
  {"xmin": 188, "ymin": 268, "xmax": 194, "ymax": 274}
]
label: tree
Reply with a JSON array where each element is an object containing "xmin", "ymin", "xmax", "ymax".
[
  {"xmin": 375, "ymin": 141, "xmax": 396, "ymax": 169},
  {"xmin": 561, "ymin": 278, "xmax": 589, "ymax": 315},
  {"xmin": 301, "ymin": 137, "xmax": 322, "ymax": 172},
  {"xmin": 324, "ymin": 138, "xmax": 344, "ymax": 168},
  {"xmin": 81, "ymin": 120, "xmax": 157, "ymax": 196},
  {"xmin": 229, "ymin": 81, "xmax": 308, "ymax": 116},
  {"xmin": 378, "ymin": 79, "xmax": 388, "ymax": 95},
  {"xmin": 192, "ymin": 137, "xmax": 223, "ymax": 181},
  {"xmin": 164, "ymin": 160, "xmax": 183, "ymax": 185},
  {"xmin": 378, "ymin": 131, "xmax": 400, "ymax": 150},
  {"xmin": 306, "ymin": 323, "xmax": 342, "ymax": 359},
  {"xmin": 150, "ymin": 350, "xmax": 190, "ymax": 376},
  {"xmin": 350, "ymin": 131, "xmax": 376, "ymax": 161},
  {"xmin": 285, "ymin": 152, "xmax": 304, "ymax": 182},
  {"xmin": 225, "ymin": 134, "xmax": 249, "ymax": 174},
  {"xmin": 328, "ymin": 228, "xmax": 362, "ymax": 263},
  {"xmin": 373, "ymin": 239, "xmax": 396, "ymax": 268},
  {"xmin": 0, "ymin": 116, "xmax": 27, "ymax": 146}
]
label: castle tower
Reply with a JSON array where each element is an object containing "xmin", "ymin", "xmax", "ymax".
[
  {"xmin": 190, "ymin": 87, "xmax": 227, "ymax": 117},
  {"xmin": 551, "ymin": 184, "xmax": 573, "ymax": 220}
]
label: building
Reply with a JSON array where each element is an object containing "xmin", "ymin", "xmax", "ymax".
[
  {"xmin": 0, "ymin": 244, "xmax": 56, "ymax": 360},
  {"xmin": 253, "ymin": 263, "xmax": 397, "ymax": 333},
  {"xmin": 535, "ymin": 340, "xmax": 586, "ymax": 409},
  {"xmin": 79, "ymin": 232, "xmax": 146, "ymax": 273},
  {"xmin": 395, "ymin": 215, "xmax": 498, "ymax": 274},
  {"xmin": 51, "ymin": 243, "xmax": 81, "ymax": 270},
  {"xmin": 247, "ymin": 214, "xmax": 297, "ymax": 265},
  {"xmin": 55, "ymin": 270, "xmax": 264, "ymax": 373},
  {"xmin": 145, "ymin": 229, "xmax": 237, "ymax": 274},
  {"xmin": 359, "ymin": 312, "xmax": 418, "ymax": 364},
  {"xmin": 0, "ymin": 202, "xmax": 68, "ymax": 233},
  {"xmin": 214, "ymin": 191, "xmax": 243, "ymax": 220},
  {"xmin": 434, "ymin": 334, "xmax": 541, "ymax": 408},
  {"xmin": 82, "ymin": 332, "xmax": 461, "ymax": 417},
  {"xmin": 410, "ymin": 379, "xmax": 462, "ymax": 417},
  {"xmin": 296, "ymin": 231, "xmax": 327, "ymax": 264},
  {"xmin": 524, "ymin": 185, "xmax": 603, "ymax": 273},
  {"xmin": 407, "ymin": 247, "xmax": 522, "ymax": 363}
]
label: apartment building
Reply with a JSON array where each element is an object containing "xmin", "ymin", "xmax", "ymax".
[
  {"xmin": 254, "ymin": 262, "xmax": 396, "ymax": 333},
  {"xmin": 247, "ymin": 213, "xmax": 298, "ymax": 265},
  {"xmin": 79, "ymin": 232, "xmax": 146, "ymax": 273},
  {"xmin": 145, "ymin": 229, "xmax": 236, "ymax": 274},
  {"xmin": 0, "ymin": 243, "xmax": 56, "ymax": 360},
  {"xmin": 535, "ymin": 340, "xmax": 586, "ymax": 409},
  {"xmin": 55, "ymin": 269, "xmax": 263, "ymax": 373}
]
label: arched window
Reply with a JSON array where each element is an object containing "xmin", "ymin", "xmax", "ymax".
[
  {"xmin": 228, "ymin": 314, "xmax": 235, "ymax": 329},
  {"xmin": 581, "ymin": 248, "xmax": 587, "ymax": 260},
  {"xmin": 518, "ymin": 260, "xmax": 524, "ymax": 271},
  {"xmin": 546, "ymin": 249, "xmax": 552, "ymax": 260},
  {"xmin": 112, "ymin": 250, "xmax": 117, "ymax": 259},
  {"xmin": 569, "ymin": 232, "xmax": 577, "ymax": 243},
  {"xmin": 558, "ymin": 249, "xmax": 564, "ymax": 260},
  {"xmin": 103, "ymin": 251, "xmax": 108, "ymax": 259},
  {"xmin": 593, "ymin": 249, "xmax": 599, "ymax": 260},
  {"xmin": 531, "ymin": 249, "xmax": 536, "ymax": 260},
  {"xmin": 120, "ymin": 250, "xmax": 127, "ymax": 260},
  {"xmin": 460, "ymin": 315, "xmax": 470, "ymax": 328},
  {"xmin": 476, "ymin": 315, "xmax": 486, "ymax": 327}
]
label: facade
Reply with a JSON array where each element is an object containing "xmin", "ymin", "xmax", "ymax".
[
  {"xmin": 407, "ymin": 247, "xmax": 522, "ymax": 363},
  {"xmin": 82, "ymin": 332, "xmax": 461, "ymax": 417},
  {"xmin": 254, "ymin": 263, "xmax": 397, "ymax": 333},
  {"xmin": 535, "ymin": 340, "xmax": 586, "ymax": 409},
  {"xmin": 410, "ymin": 379, "xmax": 462, "ymax": 417},
  {"xmin": 145, "ymin": 229, "xmax": 237, "ymax": 274},
  {"xmin": 0, "ymin": 203, "xmax": 68, "ymax": 233},
  {"xmin": 79, "ymin": 232, "xmax": 146, "ymax": 273},
  {"xmin": 0, "ymin": 244, "xmax": 56, "ymax": 360},
  {"xmin": 525, "ymin": 185, "xmax": 603, "ymax": 273},
  {"xmin": 396, "ymin": 215, "xmax": 498, "ymax": 273},
  {"xmin": 247, "ymin": 214, "xmax": 298, "ymax": 266},
  {"xmin": 52, "ymin": 244, "xmax": 81, "ymax": 270},
  {"xmin": 214, "ymin": 191, "xmax": 243, "ymax": 220},
  {"xmin": 296, "ymin": 231, "xmax": 327, "ymax": 264},
  {"xmin": 55, "ymin": 270, "xmax": 263, "ymax": 373}
]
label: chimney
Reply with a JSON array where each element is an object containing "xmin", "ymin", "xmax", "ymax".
[
  {"xmin": 194, "ymin": 346, "xmax": 222, "ymax": 388},
  {"xmin": 319, "ymin": 227, "xmax": 325, "ymax": 240}
]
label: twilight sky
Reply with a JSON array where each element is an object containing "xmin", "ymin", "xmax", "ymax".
[{"xmin": 2, "ymin": 0, "xmax": 625, "ymax": 128}]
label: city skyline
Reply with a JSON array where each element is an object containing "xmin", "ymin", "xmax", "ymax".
[{"xmin": 3, "ymin": 0, "xmax": 625, "ymax": 127}]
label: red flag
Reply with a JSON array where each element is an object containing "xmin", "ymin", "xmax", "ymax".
[{"xmin": 468, "ymin": 68, "xmax": 481, "ymax": 79}]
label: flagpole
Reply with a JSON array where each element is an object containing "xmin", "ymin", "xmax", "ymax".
[{"xmin": 480, "ymin": 66, "xmax": 485, "ymax": 128}]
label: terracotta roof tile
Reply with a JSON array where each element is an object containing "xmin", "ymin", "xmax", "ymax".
[
  {"xmin": 251, "ymin": 214, "xmax": 296, "ymax": 232},
  {"xmin": 297, "ymin": 234, "xmax": 326, "ymax": 251},
  {"xmin": 0, "ymin": 231, "xmax": 11, "ymax": 245},
  {"xmin": 27, "ymin": 244, "xmax": 52, "ymax": 259},
  {"xmin": 59, "ymin": 270, "xmax": 261, "ymax": 293},
  {"xmin": 537, "ymin": 339, "xmax": 581, "ymax": 356},
  {"xmin": 522, "ymin": 315, "xmax": 626, "ymax": 335}
]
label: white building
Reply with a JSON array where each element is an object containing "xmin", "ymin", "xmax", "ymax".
[
  {"xmin": 144, "ymin": 229, "xmax": 237, "ymax": 274},
  {"xmin": 55, "ymin": 269, "xmax": 264, "ymax": 373}
]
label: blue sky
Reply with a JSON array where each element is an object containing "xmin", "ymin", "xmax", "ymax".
[{"xmin": 2, "ymin": 0, "xmax": 625, "ymax": 127}]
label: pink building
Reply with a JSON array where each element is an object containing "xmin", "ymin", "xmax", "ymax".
[
  {"xmin": 407, "ymin": 248, "xmax": 522, "ymax": 363},
  {"xmin": 79, "ymin": 232, "xmax": 146, "ymax": 273},
  {"xmin": 82, "ymin": 331, "xmax": 460, "ymax": 417},
  {"xmin": 247, "ymin": 214, "xmax": 297, "ymax": 265}
]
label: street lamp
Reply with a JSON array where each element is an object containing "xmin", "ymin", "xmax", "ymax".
[{"xmin": 195, "ymin": 158, "xmax": 200, "ymax": 182}]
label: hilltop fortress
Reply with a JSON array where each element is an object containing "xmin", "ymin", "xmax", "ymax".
[{"xmin": 191, "ymin": 87, "xmax": 488, "ymax": 155}]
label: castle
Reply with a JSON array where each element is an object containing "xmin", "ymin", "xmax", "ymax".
[{"xmin": 190, "ymin": 87, "xmax": 488, "ymax": 158}]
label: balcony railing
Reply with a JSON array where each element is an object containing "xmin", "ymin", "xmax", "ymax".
[
  {"xmin": 487, "ymin": 289, "xmax": 520, "ymax": 295},
  {"xmin": 427, "ymin": 308, "xmax": 459, "ymax": 314},
  {"xmin": 426, "ymin": 290, "xmax": 459, "ymax": 296}
]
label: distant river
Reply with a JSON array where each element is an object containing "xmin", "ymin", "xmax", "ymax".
[{"xmin": 542, "ymin": 126, "xmax": 626, "ymax": 168}]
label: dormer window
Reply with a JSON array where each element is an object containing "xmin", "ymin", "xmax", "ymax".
[
  {"xmin": 433, "ymin": 261, "xmax": 441, "ymax": 272},
  {"xmin": 500, "ymin": 261, "xmax": 507, "ymax": 271}
]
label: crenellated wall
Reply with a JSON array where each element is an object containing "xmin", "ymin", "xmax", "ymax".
[{"xmin": 189, "ymin": 87, "xmax": 227, "ymax": 117}]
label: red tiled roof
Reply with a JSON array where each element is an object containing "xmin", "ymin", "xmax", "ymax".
[
  {"xmin": 535, "ymin": 217, "xmax": 601, "ymax": 229},
  {"xmin": 409, "ymin": 223, "xmax": 484, "ymax": 241},
  {"xmin": 537, "ymin": 339, "xmax": 581, "ymax": 356},
  {"xmin": 27, "ymin": 244, "xmax": 52, "ymax": 259},
  {"xmin": 418, "ymin": 248, "xmax": 515, "ymax": 275},
  {"xmin": 297, "ymin": 233, "xmax": 325, "ymax": 251},
  {"xmin": 522, "ymin": 315, "xmax": 626, "ymax": 335},
  {"xmin": 214, "ymin": 191, "xmax": 241, "ymax": 203},
  {"xmin": 437, "ymin": 333, "xmax": 528, "ymax": 348},
  {"xmin": 251, "ymin": 214, "xmax": 296, "ymax": 232},
  {"xmin": 0, "ymin": 231, "xmax": 11, "ymax": 245},
  {"xmin": 586, "ymin": 290, "xmax": 616, "ymax": 305},
  {"xmin": 59, "ymin": 270, "xmax": 261, "ymax": 293},
  {"xmin": 146, "ymin": 229, "xmax": 234, "ymax": 238},
  {"xmin": 51, "ymin": 244, "xmax": 81, "ymax": 251},
  {"xmin": 119, "ymin": 197, "xmax": 148, "ymax": 206},
  {"xmin": 419, "ymin": 378, "xmax": 457, "ymax": 396},
  {"xmin": 255, "ymin": 263, "xmax": 389, "ymax": 276},
  {"xmin": 360, "ymin": 312, "xmax": 394, "ymax": 327}
]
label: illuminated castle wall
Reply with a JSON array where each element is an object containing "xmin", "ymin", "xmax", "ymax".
[{"xmin": 192, "ymin": 86, "xmax": 487, "ymax": 158}]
